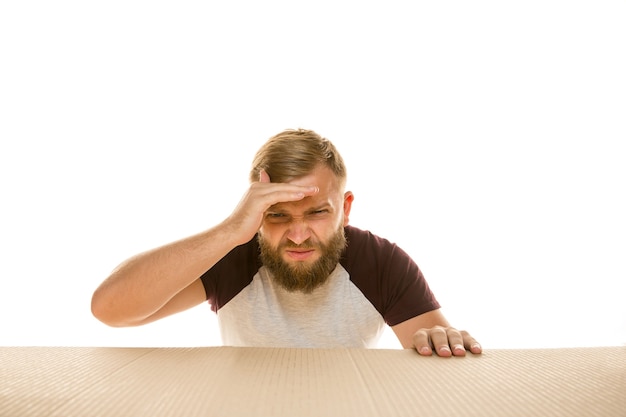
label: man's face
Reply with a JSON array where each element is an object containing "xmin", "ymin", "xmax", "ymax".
[{"xmin": 257, "ymin": 165, "xmax": 354, "ymax": 293}]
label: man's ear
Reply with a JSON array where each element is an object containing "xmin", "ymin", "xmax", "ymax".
[
  {"xmin": 342, "ymin": 191, "xmax": 354, "ymax": 226},
  {"xmin": 259, "ymin": 169, "xmax": 271, "ymax": 183}
]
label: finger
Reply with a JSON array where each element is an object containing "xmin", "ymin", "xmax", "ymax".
[
  {"xmin": 267, "ymin": 184, "xmax": 319, "ymax": 201},
  {"xmin": 446, "ymin": 328, "xmax": 467, "ymax": 357},
  {"xmin": 249, "ymin": 183, "xmax": 319, "ymax": 209},
  {"xmin": 259, "ymin": 169, "xmax": 271, "ymax": 183},
  {"xmin": 461, "ymin": 330, "xmax": 482, "ymax": 354},
  {"xmin": 428, "ymin": 326, "xmax": 453, "ymax": 357},
  {"xmin": 255, "ymin": 170, "xmax": 318, "ymax": 201},
  {"xmin": 411, "ymin": 329, "xmax": 433, "ymax": 356}
]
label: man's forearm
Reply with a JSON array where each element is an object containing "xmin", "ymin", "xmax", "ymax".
[{"xmin": 90, "ymin": 222, "xmax": 240, "ymax": 326}]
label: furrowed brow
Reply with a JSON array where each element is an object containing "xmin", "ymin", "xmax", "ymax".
[{"xmin": 305, "ymin": 204, "xmax": 332, "ymax": 214}]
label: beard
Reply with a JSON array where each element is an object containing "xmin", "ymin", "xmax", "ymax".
[{"xmin": 258, "ymin": 227, "xmax": 347, "ymax": 293}]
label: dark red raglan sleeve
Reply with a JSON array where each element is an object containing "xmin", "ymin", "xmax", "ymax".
[
  {"xmin": 342, "ymin": 226, "xmax": 441, "ymax": 326},
  {"xmin": 199, "ymin": 237, "xmax": 261, "ymax": 314}
]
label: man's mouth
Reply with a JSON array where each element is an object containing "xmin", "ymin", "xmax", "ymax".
[{"xmin": 284, "ymin": 249, "xmax": 315, "ymax": 261}]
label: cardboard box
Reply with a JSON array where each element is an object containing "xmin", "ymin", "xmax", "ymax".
[{"xmin": 1, "ymin": 346, "xmax": 625, "ymax": 416}]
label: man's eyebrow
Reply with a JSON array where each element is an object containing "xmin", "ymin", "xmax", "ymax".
[
  {"xmin": 304, "ymin": 203, "xmax": 332, "ymax": 213},
  {"xmin": 266, "ymin": 204, "xmax": 286, "ymax": 212},
  {"xmin": 266, "ymin": 203, "xmax": 332, "ymax": 213}
]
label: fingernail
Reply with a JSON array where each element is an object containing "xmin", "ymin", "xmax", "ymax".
[
  {"xmin": 419, "ymin": 347, "xmax": 431, "ymax": 355},
  {"xmin": 453, "ymin": 344, "xmax": 465, "ymax": 352},
  {"xmin": 439, "ymin": 346, "xmax": 451, "ymax": 354}
]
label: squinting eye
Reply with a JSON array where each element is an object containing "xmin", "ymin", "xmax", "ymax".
[{"xmin": 266, "ymin": 213, "xmax": 290, "ymax": 223}]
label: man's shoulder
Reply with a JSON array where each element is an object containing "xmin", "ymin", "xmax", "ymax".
[
  {"xmin": 344, "ymin": 225, "xmax": 396, "ymax": 254},
  {"xmin": 201, "ymin": 236, "xmax": 261, "ymax": 313},
  {"xmin": 344, "ymin": 224, "xmax": 375, "ymax": 243},
  {"xmin": 216, "ymin": 236, "xmax": 260, "ymax": 263},
  {"xmin": 342, "ymin": 225, "xmax": 417, "ymax": 276},
  {"xmin": 342, "ymin": 226, "xmax": 403, "ymax": 273}
]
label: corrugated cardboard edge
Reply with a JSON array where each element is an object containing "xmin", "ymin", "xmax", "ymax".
[{"xmin": 1, "ymin": 346, "xmax": 625, "ymax": 417}]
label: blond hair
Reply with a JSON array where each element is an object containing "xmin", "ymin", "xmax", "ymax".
[{"xmin": 249, "ymin": 129, "xmax": 347, "ymax": 184}]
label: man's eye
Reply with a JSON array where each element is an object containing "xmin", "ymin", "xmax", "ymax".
[
  {"xmin": 266, "ymin": 213, "xmax": 289, "ymax": 223},
  {"xmin": 309, "ymin": 209, "xmax": 329, "ymax": 217}
]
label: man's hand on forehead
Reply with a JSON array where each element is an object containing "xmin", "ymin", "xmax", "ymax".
[
  {"xmin": 225, "ymin": 170, "xmax": 319, "ymax": 246},
  {"xmin": 258, "ymin": 169, "xmax": 319, "ymax": 199}
]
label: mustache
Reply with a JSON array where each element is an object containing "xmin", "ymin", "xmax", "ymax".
[{"xmin": 281, "ymin": 240, "xmax": 318, "ymax": 250}]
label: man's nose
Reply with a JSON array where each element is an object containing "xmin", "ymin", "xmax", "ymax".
[{"xmin": 286, "ymin": 219, "xmax": 311, "ymax": 245}]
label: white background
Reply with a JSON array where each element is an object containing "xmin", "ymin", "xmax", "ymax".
[{"xmin": 1, "ymin": 1, "xmax": 624, "ymax": 349}]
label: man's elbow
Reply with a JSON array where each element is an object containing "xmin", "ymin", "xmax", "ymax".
[{"xmin": 90, "ymin": 288, "xmax": 133, "ymax": 328}]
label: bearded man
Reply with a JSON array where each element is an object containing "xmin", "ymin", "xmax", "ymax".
[{"xmin": 92, "ymin": 129, "xmax": 481, "ymax": 357}]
